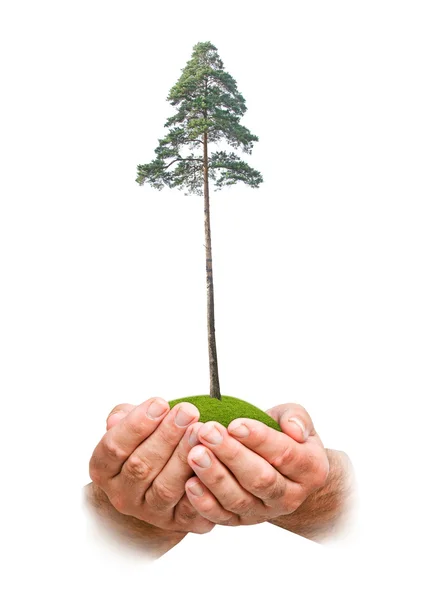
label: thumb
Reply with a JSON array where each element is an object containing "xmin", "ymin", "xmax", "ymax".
[
  {"xmin": 106, "ymin": 403, "xmax": 136, "ymax": 430},
  {"xmin": 266, "ymin": 403, "xmax": 315, "ymax": 443}
]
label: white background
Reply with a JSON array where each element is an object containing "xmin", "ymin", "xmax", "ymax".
[{"xmin": 1, "ymin": 1, "xmax": 434, "ymax": 598}]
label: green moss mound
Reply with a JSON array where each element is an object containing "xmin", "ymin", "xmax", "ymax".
[{"xmin": 168, "ymin": 395, "xmax": 282, "ymax": 432}]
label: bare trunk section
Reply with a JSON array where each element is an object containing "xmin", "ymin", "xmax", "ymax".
[{"xmin": 203, "ymin": 129, "xmax": 221, "ymax": 399}]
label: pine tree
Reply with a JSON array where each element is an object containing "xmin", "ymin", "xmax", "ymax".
[{"xmin": 136, "ymin": 41, "xmax": 263, "ymax": 400}]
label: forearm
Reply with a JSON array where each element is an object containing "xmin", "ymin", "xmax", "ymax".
[
  {"xmin": 83, "ymin": 482, "xmax": 188, "ymax": 560},
  {"xmin": 268, "ymin": 449, "xmax": 356, "ymax": 543}
]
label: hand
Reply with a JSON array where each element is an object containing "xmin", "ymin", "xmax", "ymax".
[
  {"xmin": 88, "ymin": 397, "xmax": 215, "ymax": 534},
  {"xmin": 184, "ymin": 403, "xmax": 330, "ymax": 526}
]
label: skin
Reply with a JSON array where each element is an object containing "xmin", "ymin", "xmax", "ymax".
[
  {"xmin": 86, "ymin": 397, "xmax": 355, "ymax": 557},
  {"xmin": 184, "ymin": 405, "xmax": 330, "ymax": 526},
  {"xmin": 88, "ymin": 398, "xmax": 215, "ymax": 535}
]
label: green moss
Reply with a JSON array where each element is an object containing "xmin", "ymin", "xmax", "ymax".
[{"xmin": 168, "ymin": 395, "xmax": 282, "ymax": 432}]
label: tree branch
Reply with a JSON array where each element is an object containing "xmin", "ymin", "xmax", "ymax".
[
  {"xmin": 164, "ymin": 158, "xmax": 181, "ymax": 169},
  {"xmin": 164, "ymin": 157, "xmax": 203, "ymax": 170}
]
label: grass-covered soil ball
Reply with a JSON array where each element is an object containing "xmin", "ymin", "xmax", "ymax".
[{"xmin": 168, "ymin": 395, "xmax": 281, "ymax": 432}]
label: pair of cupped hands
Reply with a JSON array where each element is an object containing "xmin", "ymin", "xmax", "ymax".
[{"xmin": 89, "ymin": 397, "xmax": 330, "ymax": 534}]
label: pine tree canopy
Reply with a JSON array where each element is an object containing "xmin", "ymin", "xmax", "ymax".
[{"xmin": 136, "ymin": 41, "xmax": 263, "ymax": 196}]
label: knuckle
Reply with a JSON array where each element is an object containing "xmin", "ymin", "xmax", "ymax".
[
  {"xmin": 147, "ymin": 445, "xmax": 166, "ymax": 465},
  {"xmin": 226, "ymin": 441, "xmax": 241, "ymax": 463},
  {"xmin": 128, "ymin": 417, "xmax": 148, "ymax": 437},
  {"xmin": 297, "ymin": 453, "xmax": 315, "ymax": 476},
  {"xmin": 109, "ymin": 492, "xmax": 128, "ymax": 514},
  {"xmin": 251, "ymin": 469, "xmax": 277, "ymax": 495},
  {"xmin": 157, "ymin": 425, "xmax": 179, "ymax": 448},
  {"xmin": 227, "ymin": 495, "xmax": 252, "ymax": 515},
  {"xmin": 101, "ymin": 437, "xmax": 127, "ymax": 463},
  {"xmin": 148, "ymin": 479, "xmax": 175, "ymax": 509},
  {"xmin": 249, "ymin": 425, "xmax": 269, "ymax": 450},
  {"xmin": 177, "ymin": 506, "xmax": 198, "ymax": 525},
  {"xmin": 88, "ymin": 458, "xmax": 103, "ymax": 486},
  {"xmin": 210, "ymin": 470, "xmax": 226, "ymax": 487},
  {"xmin": 266, "ymin": 478, "xmax": 287, "ymax": 502},
  {"xmin": 297, "ymin": 451, "xmax": 329, "ymax": 488},
  {"xmin": 270, "ymin": 445, "xmax": 294, "ymax": 469},
  {"xmin": 123, "ymin": 454, "xmax": 152, "ymax": 481},
  {"xmin": 89, "ymin": 469, "xmax": 103, "ymax": 487}
]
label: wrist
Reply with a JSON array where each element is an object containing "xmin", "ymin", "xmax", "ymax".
[{"xmin": 84, "ymin": 482, "xmax": 188, "ymax": 559}]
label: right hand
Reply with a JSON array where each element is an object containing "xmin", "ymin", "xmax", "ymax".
[{"xmin": 89, "ymin": 397, "xmax": 215, "ymax": 534}]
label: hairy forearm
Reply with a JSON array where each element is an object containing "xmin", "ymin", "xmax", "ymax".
[
  {"xmin": 83, "ymin": 482, "xmax": 187, "ymax": 559},
  {"xmin": 268, "ymin": 449, "xmax": 356, "ymax": 543}
]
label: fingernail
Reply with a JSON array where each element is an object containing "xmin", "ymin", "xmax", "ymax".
[
  {"xmin": 188, "ymin": 427, "xmax": 199, "ymax": 447},
  {"xmin": 288, "ymin": 417, "xmax": 308, "ymax": 440},
  {"xmin": 175, "ymin": 405, "xmax": 197, "ymax": 427},
  {"xmin": 229, "ymin": 423, "xmax": 250, "ymax": 438},
  {"xmin": 187, "ymin": 482, "xmax": 204, "ymax": 497},
  {"xmin": 191, "ymin": 447, "xmax": 212, "ymax": 468},
  {"xmin": 147, "ymin": 399, "xmax": 168, "ymax": 419},
  {"xmin": 200, "ymin": 423, "xmax": 223, "ymax": 445}
]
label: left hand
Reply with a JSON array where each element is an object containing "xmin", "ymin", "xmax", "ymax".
[{"xmin": 184, "ymin": 403, "xmax": 330, "ymax": 525}]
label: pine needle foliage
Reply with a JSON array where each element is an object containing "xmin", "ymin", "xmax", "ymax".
[{"xmin": 136, "ymin": 41, "xmax": 263, "ymax": 195}]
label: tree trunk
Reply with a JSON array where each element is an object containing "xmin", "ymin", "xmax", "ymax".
[{"xmin": 203, "ymin": 129, "xmax": 221, "ymax": 400}]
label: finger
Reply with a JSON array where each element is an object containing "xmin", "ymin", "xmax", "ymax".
[
  {"xmin": 173, "ymin": 493, "xmax": 216, "ymax": 534},
  {"xmin": 229, "ymin": 417, "xmax": 302, "ymax": 474},
  {"xmin": 192, "ymin": 423, "xmax": 290, "ymax": 509},
  {"xmin": 187, "ymin": 445, "xmax": 258, "ymax": 521},
  {"xmin": 266, "ymin": 403, "xmax": 315, "ymax": 442},
  {"xmin": 185, "ymin": 476, "xmax": 239, "ymax": 526},
  {"xmin": 89, "ymin": 397, "xmax": 170, "ymax": 485},
  {"xmin": 144, "ymin": 421, "xmax": 203, "ymax": 510},
  {"xmin": 114, "ymin": 402, "xmax": 200, "ymax": 506},
  {"xmin": 106, "ymin": 403, "xmax": 136, "ymax": 430},
  {"xmin": 228, "ymin": 417, "xmax": 322, "ymax": 486}
]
